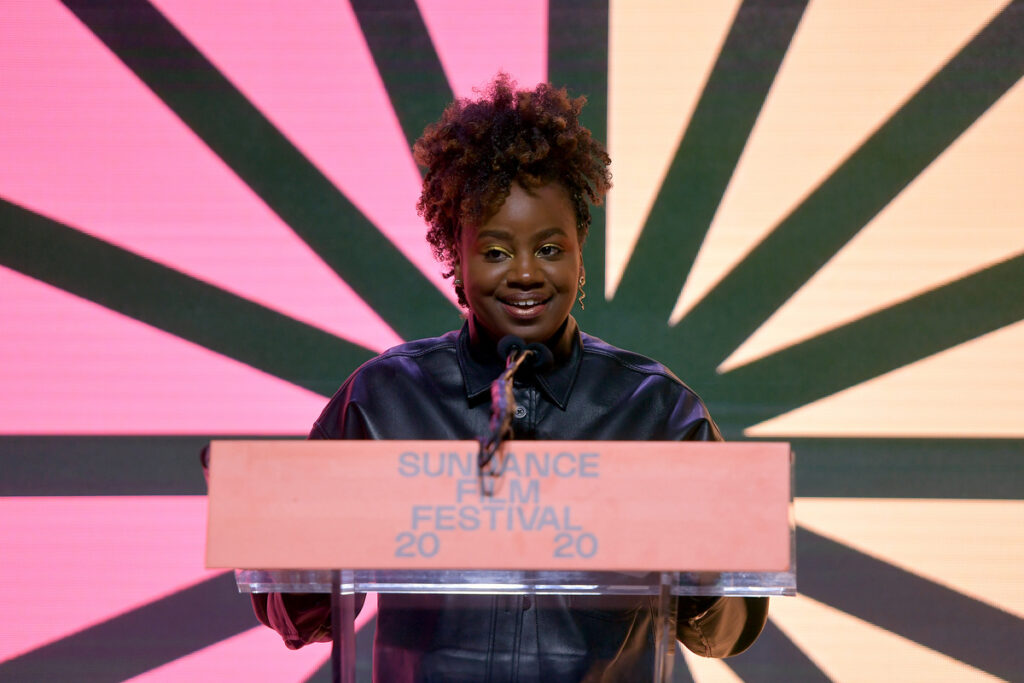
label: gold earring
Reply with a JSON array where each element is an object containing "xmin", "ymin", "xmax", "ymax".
[{"xmin": 577, "ymin": 275, "xmax": 586, "ymax": 310}]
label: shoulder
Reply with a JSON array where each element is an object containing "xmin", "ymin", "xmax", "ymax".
[
  {"xmin": 346, "ymin": 330, "xmax": 460, "ymax": 380},
  {"xmin": 311, "ymin": 330, "xmax": 462, "ymax": 439},
  {"xmin": 370, "ymin": 330, "xmax": 460, "ymax": 362},
  {"xmin": 579, "ymin": 332, "xmax": 685, "ymax": 386},
  {"xmin": 576, "ymin": 332, "xmax": 721, "ymax": 441}
]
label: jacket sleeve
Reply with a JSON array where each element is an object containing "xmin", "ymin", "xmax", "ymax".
[
  {"xmin": 670, "ymin": 387, "xmax": 770, "ymax": 657},
  {"xmin": 249, "ymin": 387, "xmax": 369, "ymax": 649},
  {"xmin": 677, "ymin": 596, "xmax": 770, "ymax": 657},
  {"xmin": 252, "ymin": 592, "xmax": 333, "ymax": 649}
]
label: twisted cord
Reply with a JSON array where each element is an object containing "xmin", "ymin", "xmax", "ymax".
[{"xmin": 478, "ymin": 348, "xmax": 532, "ymax": 495}]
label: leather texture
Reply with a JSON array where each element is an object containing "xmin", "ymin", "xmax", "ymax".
[{"xmin": 252, "ymin": 317, "xmax": 768, "ymax": 681}]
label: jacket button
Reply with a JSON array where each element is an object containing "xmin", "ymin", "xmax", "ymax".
[
  {"xmin": 514, "ymin": 405, "xmax": 527, "ymax": 419},
  {"xmin": 522, "ymin": 596, "xmax": 532, "ymax": 610}
]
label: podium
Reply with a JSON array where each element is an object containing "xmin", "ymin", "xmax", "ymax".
[{"xmin": 206, "ymin": 440, "xmax": 794, "ymax": 682}]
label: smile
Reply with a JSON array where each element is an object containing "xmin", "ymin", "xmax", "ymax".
[{"xmin": 499, "ymin": 296, "xmax": 551, "ymax": 318}]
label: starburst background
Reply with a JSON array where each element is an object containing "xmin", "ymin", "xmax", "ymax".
[{"xmin": 1, "ymin": 1, "xmax": 1022, "ymax": 681}]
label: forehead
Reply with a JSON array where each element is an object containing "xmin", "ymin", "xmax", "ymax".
[{"xmin": 469, "ymin": 182, "xmax": 577, "ymax": 238}]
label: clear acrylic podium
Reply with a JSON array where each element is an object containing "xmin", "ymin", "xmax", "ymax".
[{"xmin": 207, "ymin": 440, "xmax": 795, "ymax": 682}]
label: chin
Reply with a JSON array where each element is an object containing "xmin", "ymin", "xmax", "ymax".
[
  {"xmin": 473, "ymin": 304, "xmax": 571, "ymax": 346},
  {"xmin": 505, "ymin": 319, "xmax": 568, "ymax": 346}
]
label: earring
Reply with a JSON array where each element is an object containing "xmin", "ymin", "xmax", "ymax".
[
  {"xmin": 454, "ymin": 279, "xmax": 462, "ymax": 286},
  {"xmin": 577, "ymin": 275, "xmax": 586, "ymax": 310}
]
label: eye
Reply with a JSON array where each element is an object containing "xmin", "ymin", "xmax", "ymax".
[
  {"xmin": 483, "ymin": 245, "xmax": 513, "ymax": 261},
  {"xmin": 536, "ymin": 243, "xmax": 563, "ymax": 258}
]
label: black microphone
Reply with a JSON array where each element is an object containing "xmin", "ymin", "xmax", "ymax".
[
  {"xmin": 524, "ymin": 342, "xmax": 553, "ymax": 371},
  {"xmin": 496, "ymin": 335, "xmax": 553, "ymax": 372},
  {"xmin": 497, "ymin": 335, "xmax": 527, "ymax": 361}
]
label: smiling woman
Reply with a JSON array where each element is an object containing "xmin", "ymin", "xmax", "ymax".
[
  {"xmin": 414, "ymin": 74, "xmax": 609, "ymax": 309},
  {"xmin": 459, "ymin": 182, "xmax": 582, "ymax": 345},
  {"xmin": 252, "ymin": 74, "xmax": 769, "ymax": 681}
]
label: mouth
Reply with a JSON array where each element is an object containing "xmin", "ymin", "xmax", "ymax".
[{"xmin": 498, "ymin": 295, "xmax": 551, "ymax": 319}]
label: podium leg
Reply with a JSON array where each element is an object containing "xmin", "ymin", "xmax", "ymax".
[
  {"xmin": 653, "ymin": 572, "xmax": 678, "ymax": 683},
  {"xmin": 330, "ymin": 571, "xmax": 357, "ymax": 683}
]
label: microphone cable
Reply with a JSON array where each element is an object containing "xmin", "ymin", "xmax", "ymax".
[{"xmin": 477, "ymin": 336, "xmax": 553, "ymax": 495}]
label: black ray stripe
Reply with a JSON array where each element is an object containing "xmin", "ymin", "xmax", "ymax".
[
  {"xmin": 671, "ymin": 646, "xmax": 696, "ymax": 682},
  {"xmin": 611, "ymin": 0, "xmax": 809, "ymax": 318},
  {"xmin": 303, "ymin": 616, "xmax": 376, "ymax": 683},
  {"xmin": 726, "ymin": 620, "xmax": 830, "ymax": 682},
  {"xmin": 798, "ymin": 526, "xmax": 1024, "ymax": 681},
  {"xmin": 0, "ymin": 200, "xmax": 372, "ymax": 397},
  {"xmin": 0, "ymin": 573, "xmax": 255, "ymax": 682},
  {"xmin": 548, "ymin": 0, "xmax": 611, "ymax": 332},
  {"xmin": 674, "ymin": 1, "xmax": 1024, "ymax": 370},
  {"xmin": 788, "ymin": 437, "xmax": 1024, "ymax": 501},
  {"xmin": 350, "ymin": 0, "xmax": 453, "ymax": 151},
  {"xmin": 4, "ymin": 435, "xmax": 1020, "ymax": 498},
  {"xmin": 0, "ymin": 436, "xmax": 292, "ymax": 496},
  {"xmin": 61, "ymin": 0, "xmax": 457, "ymax": 341},
  {"xmin": 0, "ymin": 436, "xmax": 211, "ymax": 496},
  {"xmin": 711, "ymin": 254, "xmax": 1024, "ymax": 426},
  {"xmin": 547, "ymin": 0, "xmax": 609, "ymax": 166}
]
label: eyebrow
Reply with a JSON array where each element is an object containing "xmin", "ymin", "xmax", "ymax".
[{"xmin": 475, "ymin": 227, "xmax": 569, "ymax": 242}]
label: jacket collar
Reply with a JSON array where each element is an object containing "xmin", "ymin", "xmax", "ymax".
[{"xmin": 456, "ymin": 316, "xmax": 582, "ymax": 410}]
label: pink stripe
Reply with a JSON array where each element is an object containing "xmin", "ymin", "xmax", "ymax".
[
  {"xmin": 355, "ymin": 592, "xmax": 380, "ymax": 632},
  {"xmin": 125, "ymin": 594, "xmax": 378, "ymax": 682},
  {"xmin": 124, "ymin": 627, "xmax": 329, "ymax": 683},
  {"xmin": 0, "ymin": 1, "xmax": 402, "ymax": 353},
  {"xmin": 149, "ymin": 0, "xmax": 455, "ymax": 303},
  {"xmin": 416, "ymin": 0, "xmax": 548, "ymax": 98},
  {"xmin": 0, "ymin": 497, "xmax": 218, "ymax": 662},
  {"xmin": 0, "ymin": 268, "xmax": 327, "ymax": 434}
]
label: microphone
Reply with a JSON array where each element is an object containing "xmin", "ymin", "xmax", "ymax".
[
  {"xmin": 496, "ymin": 335, "xmax": 554, "ymax": 372},
  {"xmin": 525, "ymin": 342, "xmax": 553, "ymax": 372},
  {"xmin": 496, "ymin": 335, "xmax": 526, "ymax": 360}
]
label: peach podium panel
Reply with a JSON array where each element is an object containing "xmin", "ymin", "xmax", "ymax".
[{"xmin": 206, "ymin": 440, "xmax": 792, "ymax": 574}]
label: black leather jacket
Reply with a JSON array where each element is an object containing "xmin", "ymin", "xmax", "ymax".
[{"xmin": 253, "ymin": 317, "xmax": 768, "ymax": 681}]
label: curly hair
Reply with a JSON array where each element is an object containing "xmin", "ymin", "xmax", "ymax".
[{"xmin": 413, "ymin": 73, "xmax": 612, "ymax": 306}]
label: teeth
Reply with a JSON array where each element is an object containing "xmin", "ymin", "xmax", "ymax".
[{"xmin": 501, "ymin": 298, "xmax": 545, "ymax": 308}]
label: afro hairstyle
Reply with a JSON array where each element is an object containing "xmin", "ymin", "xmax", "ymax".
[{"xmin": 413, "ymin": 73, "xmax": 611, "ymax": 307}]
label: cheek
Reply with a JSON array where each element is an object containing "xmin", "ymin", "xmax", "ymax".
[
  {"xmin": 462, "ymin": 261, "xmax": 500, "ymax": 293},
  {"xmin": 557, "ymin": 261, "xmax": 582, "ymax": 286}
]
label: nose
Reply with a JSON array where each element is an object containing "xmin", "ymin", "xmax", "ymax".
[{"xmin": 507, "ymin": 253, "xmax": 543, "ymax": 288}]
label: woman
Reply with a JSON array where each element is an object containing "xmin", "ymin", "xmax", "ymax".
[{"xmin": 254, "ymin": 75, "xmax": 768, "ymax": 681}]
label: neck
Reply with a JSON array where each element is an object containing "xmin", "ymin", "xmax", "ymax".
[{"xmin": 467, "ymin": 316, "xmax": 577, "ymax": 367}]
